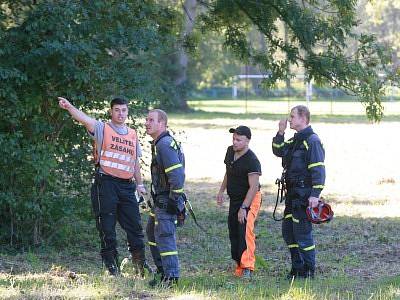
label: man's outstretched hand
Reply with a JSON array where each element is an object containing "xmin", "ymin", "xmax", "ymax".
[{"xmin": 58, "ymin": 97, "xmax": 72, "ymax": 110}]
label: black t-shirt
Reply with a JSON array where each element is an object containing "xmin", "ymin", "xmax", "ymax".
[{"xmin": 224, "ymin": 146, "xmax": 262, "ymax": 204}]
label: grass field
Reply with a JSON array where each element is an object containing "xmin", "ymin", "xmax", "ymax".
[
  {"xmin": 1, "ymin": 104, "xmax": 400, "ymax": 299},
  {"xmin": 188, "ymin": 99, "xmax": 400, "ymax": 116}
]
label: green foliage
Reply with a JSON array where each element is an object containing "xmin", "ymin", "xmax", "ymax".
[
  {"xmin": 0, "ymin": 1, "xmax": 179, "ymax": 246},
  {"xmin": 187, "ymin": 31, "xmax": 242, "ymax": 91},
  {"xmin": 199, "ymin": 0, "xmax": 396, "ymax": 121}
]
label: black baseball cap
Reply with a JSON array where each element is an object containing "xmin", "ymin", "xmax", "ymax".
[{"xmin": 229, "ymin": 125, "xmax": 251, "ymax": 139}]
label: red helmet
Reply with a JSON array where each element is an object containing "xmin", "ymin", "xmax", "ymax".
[{"xmin": 306, "ymin": 200, "xmax": 334, "ymax": 224}]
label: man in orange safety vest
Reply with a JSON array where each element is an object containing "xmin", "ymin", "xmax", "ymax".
[{"xmin": 58, "ymin": 96, "xmax": 148, "ymax": 276}]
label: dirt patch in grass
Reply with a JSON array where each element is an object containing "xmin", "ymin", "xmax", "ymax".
[{"xmin": 129, "ymin": 290, "xmax": 161, "ymax": 299}]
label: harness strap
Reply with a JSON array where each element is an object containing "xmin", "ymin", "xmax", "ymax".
[
  {"xmin": 185, "ymin": 199, "xmax": 209, "ymax": 234},
  {"xmin": 273, "ymin": 174, "xmax": 286, "ymax": 221}
]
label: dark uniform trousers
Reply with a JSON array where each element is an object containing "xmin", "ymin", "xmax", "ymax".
[
  {"xmin": 91, "ymin": 173, "xmax": 145, "ymax": 265},
  {"xmin": 282, "ymin": 187, "xmax": 315, "ymax": 273},
  {"xmin": 146, "ymin": 195, "xmax": 179, "ymax": 279}
]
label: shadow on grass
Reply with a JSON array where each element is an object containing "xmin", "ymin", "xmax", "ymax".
[
  {"xmin": 1, "ymin": 180, "xmax": 399, "ymax": 299},
  {"xmin": 175, "ymin": 181, "xmax": 400, "ymax": 299}
]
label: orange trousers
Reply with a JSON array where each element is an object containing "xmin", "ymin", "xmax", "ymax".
[{"xmin": 228, "ymin": 192, "xmax": 262, "ymax": 276}]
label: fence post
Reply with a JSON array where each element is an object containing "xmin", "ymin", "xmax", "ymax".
[
  {"xmin": 232, "ymin": 76, "xmax": 238, "ymax": 99},
  {"xmin": 306, "ymin": 81, "xmax": 312, "ymax": 106}
]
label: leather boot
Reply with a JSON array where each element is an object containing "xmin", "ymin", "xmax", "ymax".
[
  {"xmin": 131, "ymin": 248, "xmax": 148, "ymax": 277},
  {"xmin": 300, "ymin": 265, "xmax": 315, "ymax": 279},
  {"xmin": 161, "ymin": 277, "xmax": 178, "ymax": 288},
  {"xmin": 148, "ymin": 267, "xmax": 165, "ymax": 287},
  {"xmin": 102, "ymin": 250, "xmax": 120, "ymax": 276}
]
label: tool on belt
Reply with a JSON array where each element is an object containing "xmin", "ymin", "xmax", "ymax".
[{"xmin": 273, "ymin": 172, "xmax": 286, "ymax": 221}]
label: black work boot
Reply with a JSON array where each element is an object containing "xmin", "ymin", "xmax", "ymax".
[
  {"xmin": 300, "ymin": 265, "xmax": 315, "ymax": 279},
  {"xmin": 148, "ymin": 267, "xmax": 165, "ymax": 287},
  {"xmin": 288, "ymin": 248, "xmax": 303, "ymax": 279},
  {"xmin": 131, "ymin": 248, "xmax": 150, "ymax": 277},
  {"xmin": 106, "ymin": 264, "xmax": 119, "ymax": 276},
  {"xmin": 286, "ymin": 269, "xmax": 297, "ymax": 280},
  {"xmin": 161, "ymin": 277, "xmax": 178, "ymax": 288},
  {"xmin": 286, "ymin": 267, "xmax": 303, "ymax": 280},
  {"xmin": 102, "ymin": 250, "xmax": 120, "ymax": 276},
  {"xmin": 131, "ymin": 248, "xmax": 145, "ymax": 277},
  {"xmin": 149, "ymin": 275, "xmax": 178, "ymax": 288}
]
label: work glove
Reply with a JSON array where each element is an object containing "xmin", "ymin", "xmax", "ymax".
[
  {"xmin": 176, "ymin": 194, "xmax": 187, "ymax": 227},
  {"xmin": 166, "ymin": 198, "xmax": 178, "ymax": 215},
  {"xmin": 177, "ymin": 206, "xmax": 186, "ymax": 227}
]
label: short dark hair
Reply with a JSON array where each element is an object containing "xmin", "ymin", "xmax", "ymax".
[
  {"xmin": 110, "ymin": 97, "xmax": 129, "ymax": 108},
  {"xmin": 292, "ymin": 105, "xmax": 310, "ymax": 124}
]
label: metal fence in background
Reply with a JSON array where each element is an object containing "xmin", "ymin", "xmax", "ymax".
[{"xmin": 188, "ymin": 75, "xmax": 400, "ymax": 116}]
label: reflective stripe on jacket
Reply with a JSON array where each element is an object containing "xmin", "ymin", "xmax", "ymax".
[
  {"xmin": 99, "ymin": 123, "xmax": 137, "ymax": 179},
  {"xmin": 151, "ymin": 131, "xmax": 185, "ymax": 200},
  {"xmin": 272, "ymin": 126, "xmax": 325, "ymax": 198}
]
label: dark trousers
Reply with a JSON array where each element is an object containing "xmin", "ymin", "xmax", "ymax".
[
  {"xmin": 146, "ymin": 199, "xmax": 179, "ymax": 278},
  {"xmin": 282, "ymin": 188, "xmax": 315, "ymax": 272},
  {"xmin": 228, "ymin": 204, "xmax": 246, "ymax": 265},
  {"xmin": 91, "ymin": 174, "xmax": 144, "ymax": 263},
  {"xmin": 228, "ymin": 192, "xmax": 261, "ymax": 272}
]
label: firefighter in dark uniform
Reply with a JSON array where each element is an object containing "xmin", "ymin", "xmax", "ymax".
[
  {"xmin": 145, "ymin": 109, "xmax": 185, "ymax": 286},
  {"xmin": 272, "ymin": 105, "xmax": 325, "ymax": 279},
  {"xmin": 58, "ymin": 96, "xmax": 147, "ymax": 276}
]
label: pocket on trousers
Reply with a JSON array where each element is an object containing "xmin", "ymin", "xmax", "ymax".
[
  {"xmin": 158, "ymin": 219, "xmax": 175, "ymax": 238},
  {"xmin": 294, "ymin": 188, "xmax": 311, "ymax": 207},
  {"xmin": 293, "ymin": 204, "xmax": 308, "ymax": 220},
  {"xmin": 156, "ymin": 211, "xmax": 176, "ymax": 238}
]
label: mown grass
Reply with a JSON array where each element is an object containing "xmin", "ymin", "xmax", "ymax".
[
  {"xmin": 187, "ymin": 99, "xmax": 400, "ymax": 118},
  {"xmin": 1, "ymin": 111, "xmax": 400, "ymax": 299},
  {"xmin": 170, "ymin": 110, "xmax": 400, "ymax": 124},
  {"xmin": 1, "ymin": 183, "xmax": 400, "ymax": 299}
]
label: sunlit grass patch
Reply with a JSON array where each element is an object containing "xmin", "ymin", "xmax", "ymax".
[{"xmin": 2, "ymin": 112, "xmax": 400, "ymax": 299}]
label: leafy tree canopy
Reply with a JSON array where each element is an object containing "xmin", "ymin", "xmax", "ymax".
[
  {"xmin": 0, "ymin": 0, "xmax": 179, "ymax": 246},
  {"xmin": 199, "ymin": 0, "xmax": 397, "ymax": 121}
]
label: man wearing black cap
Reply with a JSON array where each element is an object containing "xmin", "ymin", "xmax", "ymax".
[{"xmin": 217, "ymin": 126, "xmax": 262, "ymax": 279}]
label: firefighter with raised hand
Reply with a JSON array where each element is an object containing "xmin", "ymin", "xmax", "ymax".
[
  {"xmin": 145, "ymin": 109, "xmax": 185, "ymax": 287},
  {"xmin": 272, "ymin": 105, "xmax": 325, "ymax": 279},
  {"xmin": 217, "ymin": 126, "xmax": 262, "ymax": 279},
  {"xmin": 58, "ymin": 96, "xmax": 148, "ymax": 276}
]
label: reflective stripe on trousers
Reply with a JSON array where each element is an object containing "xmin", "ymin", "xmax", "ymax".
[
  {"xmin": 282, "ymin": 210, "xmax": 315, "ymax": 271},
  {"xmin": 146, "ymin": 206, "xmax": 179, "ymax": 278}
]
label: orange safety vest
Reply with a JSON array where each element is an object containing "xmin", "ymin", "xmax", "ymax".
[{"xmin": 98, "ymin": 123, "xmax": 137, "ymax": 179}]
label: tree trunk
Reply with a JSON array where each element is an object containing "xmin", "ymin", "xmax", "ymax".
[
  {"xmin": 33, "ymin": 219, "xmax": 41, "ymax": 245},
  {"xmin": 10, "ymin": 206, "xmax": 14, "ymax": 246},
  {"xmin": 284, "ymin": 23, "xmax": 292, "ymax": 95},
  {"xmin": 33, "ymin": 179, "xmax": 46, "ymax": 245},
  {"xmin": 174, "ymin": 0, "xmax": 197, "ymax": 110}
]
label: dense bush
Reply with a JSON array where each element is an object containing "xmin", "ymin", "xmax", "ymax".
[{"xmin": 0, "ymin": 1, "xmax": 179, "ymax": 247}]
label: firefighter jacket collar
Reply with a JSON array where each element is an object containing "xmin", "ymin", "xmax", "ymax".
[
  {"xmin": 154, "ymin": 131, "xmax": 171, "ymax": 145},
  {"xmin": 294, "ymin": 126, "xmax": 314, "ymax": 142}
]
